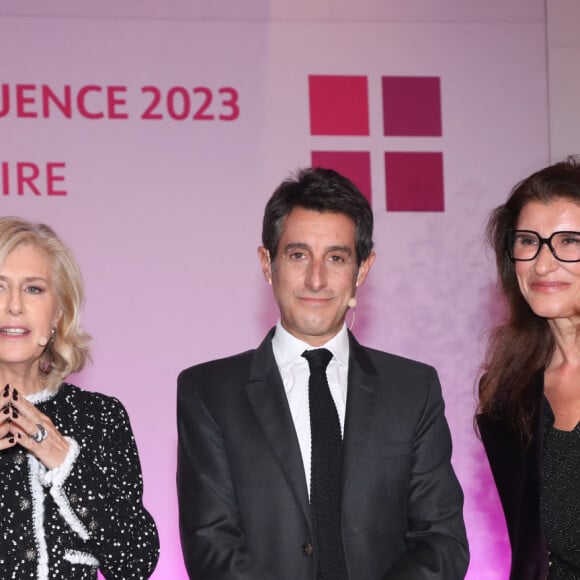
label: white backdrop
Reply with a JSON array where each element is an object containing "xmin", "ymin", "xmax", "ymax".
[{"xmin": 0, "ymin": 2, "xmax": 551, "ymax": 577}]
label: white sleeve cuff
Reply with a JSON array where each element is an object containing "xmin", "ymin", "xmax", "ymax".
[
  {"xmin": 38, "ymin": 437, "xmax": 90, "ymax": 540},
  {"xmin": 40, "ymin": 437, "xmax": 80, "ymax": 488}
]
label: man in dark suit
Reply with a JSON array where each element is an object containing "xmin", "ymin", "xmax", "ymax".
[{"xmin": 177, "ymin": 168, "xmax": 469, "ymax": 579}]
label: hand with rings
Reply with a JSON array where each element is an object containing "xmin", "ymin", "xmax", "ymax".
[
  {"xmin": 1, "ymin": 383, "xmax": 69, "ymax": 470},
  {"xmin": 30, "ymin": 423, "xmax": 48, "ymax": 443}
]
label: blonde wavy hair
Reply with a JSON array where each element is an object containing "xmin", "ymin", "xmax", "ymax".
[{"xmin": 0, "ymin": 217, "xmax": 91, "ymax": 391}]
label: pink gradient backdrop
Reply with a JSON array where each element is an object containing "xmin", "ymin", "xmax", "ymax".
[{"xmin": 0, "ymin": 2, "xmax": 551, "ymax": 577}]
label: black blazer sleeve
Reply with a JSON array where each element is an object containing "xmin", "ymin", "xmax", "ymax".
[
  {"xmin": 176, "ymin": 360, "xmax": 277, "ymax": 580},
  {"xmin": 380, "ymin": 364, "xmax": 469, "ymax": 579}
]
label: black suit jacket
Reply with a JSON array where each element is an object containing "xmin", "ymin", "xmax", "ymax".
[
  {"xmin": 177, "ymin": 330, "xmax": 469, "ymax": 579},
  {"xmin": 477, "ymin": 373, "xmax": 550, "ymax": 580}
]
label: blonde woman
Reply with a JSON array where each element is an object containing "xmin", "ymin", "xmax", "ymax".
[{"xmin": 0, "ymin": 217, "xmax": 159, "ymax": 579}]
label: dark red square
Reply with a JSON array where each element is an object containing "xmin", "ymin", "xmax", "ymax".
[
  {"xmin": 382, "ymin": 76, "xmax": 442, "ymax": 136},
  {"xmin": 311, "ymin": 151, "xmax": 372, "ymax": 204},
  {"xmin": 309, "ymin": 75, "xmax": 369, "ymax": 136},
  {"xmin": 385, "ymin": 152, "xmax": 444, "ymax": 211}
]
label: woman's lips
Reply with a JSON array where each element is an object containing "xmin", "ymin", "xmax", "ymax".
[
  {"xmin": 529, "ymin": 281, "xmax": 570, "ymax": 292},
  {"xmin": 0, "ymin": 326, "xmax": 30, "ymax": 337}
]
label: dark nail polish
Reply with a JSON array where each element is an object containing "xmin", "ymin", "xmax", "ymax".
[
  {"xmin": 7, "ymin": 418, "xmax": 11, "ymax": 423},
  {"xmin": 17, "ymin": 433, "xmax": 21, "ymax": 439},
  {"xmin": 12, "ymin": 390, "xmax": 18, "ymax": 401},
  {"xmin": 2, "ymin": 407, "xmax": 9, "ymax": 415},
  {"xmin": 12, "ymin": 410, "xmax": 18, "ymax": 419},
  {"xmin": 8, "ymin": 437, "xmax": 14, "ymax": 444}
]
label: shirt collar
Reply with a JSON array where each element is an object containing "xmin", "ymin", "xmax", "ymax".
[{"xmin": 272, "ymin": 320, "xmax": 350, "ymax": 370}]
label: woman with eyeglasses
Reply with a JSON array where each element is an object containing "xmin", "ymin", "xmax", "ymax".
[{"xmin": 477, "ymin": 156, "xmax": 580, "ymax": 579}]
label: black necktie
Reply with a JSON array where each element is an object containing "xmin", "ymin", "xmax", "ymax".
[{"xmin": 302, "ymin": 348, "xmax": 348, "ymax": 580}]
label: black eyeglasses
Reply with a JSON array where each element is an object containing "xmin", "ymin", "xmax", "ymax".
[{"xmin": 507, "ymin": 229, "xmax": 580, "ymax": 262}]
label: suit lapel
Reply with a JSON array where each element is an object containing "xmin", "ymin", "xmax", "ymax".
[
  {"xmin": 342, "ymin": 332, "xmax": 379, "ymax": 489},
  {"xmin": 245, "ymin": 330, "xmax": 311, "ymax": 529}
]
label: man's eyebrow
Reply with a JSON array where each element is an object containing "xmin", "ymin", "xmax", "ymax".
[
  {"xmin": 283, "ymin": 242, "xmax": 310, "ymax": 253},
  {"xmin": 282, "ymin": 243, "xmax": 352, "ymax": 254},
  {"xmin": 281, "ymin": 243, "xmax": 353, "ymax": 257},
  {"xmin": 326, "ymin": 245, "xmax": 352, "ymax": 255}
]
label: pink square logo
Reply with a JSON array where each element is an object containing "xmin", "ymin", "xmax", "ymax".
[
  {"xmin": 309, "ymin": 75, "xmax": 369, "ymax": 136},
  {"xmin": 382, "ymin": 76, "xmax": 442, "ymax": 137},
  {"xmin": 311, "ymin": 151, "xmax": 372, "ymax": 204},
  {"xmin": 385, "ymin": 152, "xmax": 444, "ymax": 211}
]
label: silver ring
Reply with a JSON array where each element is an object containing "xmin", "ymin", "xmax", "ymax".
[{"xmin": 30, "ymin": 424, "xmax": 48, "ymax": 443}]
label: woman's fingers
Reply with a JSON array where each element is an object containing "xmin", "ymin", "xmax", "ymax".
[
  {"xmin": 0, "ymin": 400, "xmax": 17, "ymax": 449},
  {"xmin": 2, "ymin": 384, "xmax": 69, "ymax": 469}
]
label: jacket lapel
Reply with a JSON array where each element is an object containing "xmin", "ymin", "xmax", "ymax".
[
  {"xmin": 342, "ymin": 332, "xmax": 379, "ymax": 489},
  {"xmin": 245, "ymin": 330, "xmax": 311, "ymax": 529}
]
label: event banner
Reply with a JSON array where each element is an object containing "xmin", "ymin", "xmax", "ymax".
[{"xmin": 1, "ymin": 4, "xmax": 548, "ymax": 577}]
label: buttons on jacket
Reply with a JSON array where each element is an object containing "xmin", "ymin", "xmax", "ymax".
[{"xmin": 301, "ymin": 543, "xmax": 313, "ymax": 557}]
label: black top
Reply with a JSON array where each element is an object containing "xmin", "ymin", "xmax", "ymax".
[
  {"xmin": 0, "ymin": 383, "xmax": 159, "ymax": 579},
  {"xmin": 542, "ymin": 398, "xmax": 580, "ymax": 578}
]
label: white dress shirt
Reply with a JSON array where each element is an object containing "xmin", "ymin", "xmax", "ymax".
[{"xmin": 271, "ymin": 321, "xmax": 350, "ymax": 496}]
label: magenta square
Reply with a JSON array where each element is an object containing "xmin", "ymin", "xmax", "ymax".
[
  {"xmin": 311, "ymin": 151, "xmax": 372, "ymax": 204},
  {"xmin": 309, "ymin": 75, "xmax": 369, "ymax": 136},
  {"xmin": 385, "ymin": 152, "xmax": 444, "ymax": 211},
  {"xmin": 382, "ymin": 76, "xmax": 442, "ymax": 136}
]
